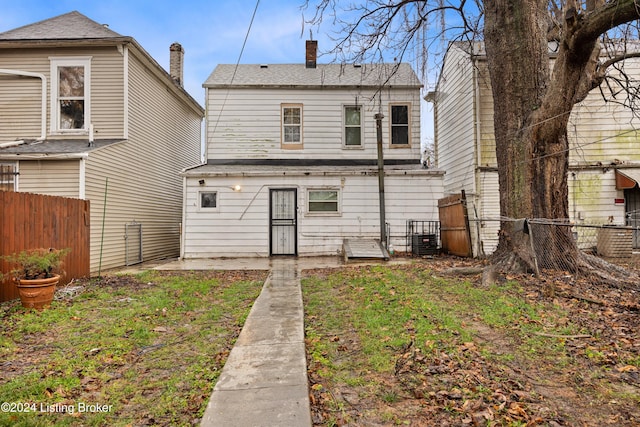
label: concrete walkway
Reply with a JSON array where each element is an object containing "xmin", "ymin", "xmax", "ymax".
[{"xmin": 199, "ymin": 258, "xmax": 314, "ymax": 427}]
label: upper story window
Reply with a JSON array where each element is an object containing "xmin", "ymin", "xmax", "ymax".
[
  {"xmin": 50, "ymin": 57, "xmax": 91, "ymax": 134},
  {"xmin": 0, "ymin": 163, "xmax": 17, "ymax": 191},
  {"xmin": 343, "ymin": 105, "xmax": 363, "ymax": 148},
  {"xmin": 281, "ymin": 104, "xmax": 303, "ymax": 149},
  {"xmin": 390, "ymin": 104, "xmax": 410, "ymax": 146}
]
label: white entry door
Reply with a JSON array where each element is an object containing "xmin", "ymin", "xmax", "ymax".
[{"xmin": 270, "ymin": 188, "xmax": 297, "ymax": 255}]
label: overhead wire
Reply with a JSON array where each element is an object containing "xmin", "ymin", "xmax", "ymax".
[{"xmin": 209, "ymin": 0, "xmax": 261, "ymax": 143}]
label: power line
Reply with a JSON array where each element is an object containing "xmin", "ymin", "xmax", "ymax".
[{"xmin": 209, "ymin": 0, "xmax": 261, "ymax": 146}]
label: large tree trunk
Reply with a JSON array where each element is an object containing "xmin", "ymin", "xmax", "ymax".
[
  {"xmin": 483, "ymin": 0, "xmax": 603, "ymax": 272},
  {"xmin": 483, "ymin": 0, "xmax": 555, "ymax": 271}
]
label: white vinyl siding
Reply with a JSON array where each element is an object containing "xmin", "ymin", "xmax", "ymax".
[
  {"xmin": 206, "ymin": 88, "xmax": 421, "ymax": 161},
  {"xmin": 433, "ymin": 44, "xmax": 477, "ymax": 195},
  {"xmin": 0, "ymin": 75, "xmax": 42, "ymax": 141},
  {"xmin": 0, "ymin": 47, "xmax": 125, "ymax": 140},
  {"xmin": 18, "ymin": 160, "xmax": 81, "ymax": 198},
  {"xmin": 83, "ymin": 51, "xmax": 201, "ymax": 273},
  {"xmin": 182, "ymin": 169, "xmax": 443, "ymax": 258}
]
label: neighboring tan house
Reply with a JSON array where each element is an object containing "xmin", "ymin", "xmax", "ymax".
[
  {"xmin": 429, "ymin": 41, "xmax": 640, "ymax": 256},
  {"xmin": 181, "ymin": 42, "xmax": 443, "ymax": 258},
  {"xmin": 0, "ymin": 11, "xmax": 204, "ymax": 272}
]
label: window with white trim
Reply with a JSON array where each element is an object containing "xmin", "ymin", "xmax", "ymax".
[
  {"xmin": 390, "ymin": 104, "xmax": 410, "ymax": 146},
  {"xmin": 50, "ymin": 57, "xmax": 91, "ymax": 133},
  {"xmin": 0, "ymin": 163, "xmax": 17, "ymax": 191},
  {"xmin": 343, "ymin": 105, "xmax": 362, "ymax": 147},
  {"xmin": 307, "ymin": 189, "xmax": 340, "ymax": 214},
  {"xmin": 281, "ymin": 104, "xmax": 303, "ymax": 149}
]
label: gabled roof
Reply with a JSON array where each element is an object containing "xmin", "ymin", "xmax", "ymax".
[
  {"xmin": 0, "ymin": 11, "xmax": 203, "ymax": 115},
  {"xmin": 204, "ymin": 63, "xmax": 422, "ymax": 89},
  {"xmin": 0, "ymin": 11, "xmax": 124, "ymax": 41}
]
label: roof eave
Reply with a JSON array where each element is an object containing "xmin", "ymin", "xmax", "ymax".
[
  {"xmin": 0, "ymin": 36, "xmax": 134, "ymax": 49},
  {"xmin": 203, "ymin": 83, "xmax": 423, "ymax": 90}
]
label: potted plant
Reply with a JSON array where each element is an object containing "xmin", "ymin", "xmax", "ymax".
[{"xmin": 1, "ymin": 248, "xmax": 70, "ymax": 310}]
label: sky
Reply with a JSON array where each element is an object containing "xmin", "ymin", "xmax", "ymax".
[{"xmin": 0, "ymin": 0, "xmax": 434, "ymax": 146}]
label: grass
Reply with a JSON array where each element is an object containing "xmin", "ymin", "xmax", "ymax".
[
  {"xmin": 0, "ymin": 270, "xmax": 264, "ymax": 427},
  {"xmin": 303, "ymin": 264, "xmax": 599, "ymax": 425}
]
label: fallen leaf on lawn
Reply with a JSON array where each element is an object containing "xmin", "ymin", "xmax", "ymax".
[{"xmin": 153, "ymin": 326, "xmax": 168, "ymax": 332}]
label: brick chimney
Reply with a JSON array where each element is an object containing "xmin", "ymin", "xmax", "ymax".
[
  {"xmin": 170, "ymin": 42, "xmax": 184, "ymax": 86},
  {"xmin": 305, "ymin": 40, "xmax": 317, "ymax": 69}
]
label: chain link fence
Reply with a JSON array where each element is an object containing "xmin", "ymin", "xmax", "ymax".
[{"xmin": 469, "ymin": 217, "xmax": 639, "ymax": 286}]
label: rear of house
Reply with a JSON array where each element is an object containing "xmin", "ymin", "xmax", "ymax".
[
  {"xmin": 0, "ymin": 11, "xmax": 203, "ymax": 272},
  {"xmin": 181, "ymin": 43, "xmax": 443, "ymax": 258}
]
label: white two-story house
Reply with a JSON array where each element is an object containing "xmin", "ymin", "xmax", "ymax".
[{"xmin": 181, "ymin": 42, "xmax": 443, "ymax": 258}]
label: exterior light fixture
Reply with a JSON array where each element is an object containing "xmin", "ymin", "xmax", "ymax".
[{"xmin": 232, "ymin": 184, "xmax": 242, "ymax": 192}]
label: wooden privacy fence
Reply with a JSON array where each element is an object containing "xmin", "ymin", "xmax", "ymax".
[
  {"xmin": 0, "ymin": 191, "xmax": 90, "ymax": 302},
  {"xmin": 438, "ymin": 191, "xmax": 473, "ymax": 257}
]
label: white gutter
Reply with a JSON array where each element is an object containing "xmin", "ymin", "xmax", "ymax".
[
  {"xmin": 0, "ymin": 140, "xmax": 26, "ymax": 149},
  {"xmin": 0, "ymin": 69, "xmax": 47, "ymax": 140}
]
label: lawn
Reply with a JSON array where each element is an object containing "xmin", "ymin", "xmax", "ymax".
[
  {"xmin": 303, "ymin": 261, "xmax": 640, "ymax": 426},
  {"xmin": 2, "ymin": 259, "xmax": 639, "ymax": 426},
  {"xmin": 0, "ymin": 270, "xmax": 266, "ymax": 426}
]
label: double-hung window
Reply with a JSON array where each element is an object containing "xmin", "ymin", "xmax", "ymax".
[
  {"xmin": 390, "ymin": 104, "xmax": 410, "ymax": 146},
  {"xmin": 281, "ymin": 104, "xmax": 303, "ymax": 149},
  {"xmin": 307, "ymin": 189, "xmax": 340, "ymax": 215},
  {"xmin": 343, "ymin": 105, "xmax": 362, "ymax": 148},
  {"xmin": 50, "ymin": 57, "xmax": 91, "ymax": 133}
]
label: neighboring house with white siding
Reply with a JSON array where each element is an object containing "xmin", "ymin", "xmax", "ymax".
[
  {"xmin": 429, "ymin": 41, "xmax": 640, "ymax": 256},
  {"xmin": 0, "ymin": 11, "xmax": 204, "ymax": 272},
  {"xmin": 181, "ymin": 41, "xmax": 443, "ymax": 258}
]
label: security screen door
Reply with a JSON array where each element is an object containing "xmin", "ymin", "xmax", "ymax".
[{"xmin": 270, "ymin": 188, "xmax": 297, "ymax": 255}]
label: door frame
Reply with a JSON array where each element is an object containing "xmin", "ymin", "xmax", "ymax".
[{"xmin": 269, "ymin": 187, "xmax": 298, "ymax": 256}]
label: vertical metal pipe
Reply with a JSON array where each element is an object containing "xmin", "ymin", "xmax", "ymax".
[{"xmin": 375, "ymin": 113, "xmax": 387, "ymax": 246}]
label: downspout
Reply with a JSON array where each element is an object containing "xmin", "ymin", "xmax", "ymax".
[
  {"xmin": 122, "ymin": 45, "xmax": 129, "ymax": 140},
  {"xmin": 79, "ymin": 157, "xmax": 86, "ymax": 199},
  {"xmin": 180, "ymin": 175, "xmax": 187, "ymax": 259},
  {"xmin": 0, "ymin": 69, "xmax": 47, "ymax": 140}
]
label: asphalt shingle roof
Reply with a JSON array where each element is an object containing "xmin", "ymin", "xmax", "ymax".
[
  {"xmin": 0, "ymin": 139, "xmax": 124, "ymax": 155},
  {"xmin": 0, "ymin": 11, "xmax": 124, "ymax": 40},
  {"xmin": 204, "ymin": 63, "xmax": 422, "ymax": 88}
]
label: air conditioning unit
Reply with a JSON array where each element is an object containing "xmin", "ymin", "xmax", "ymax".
[{"xmin": 412, "ymin": 233, "xmax": 438, "ymax": 256}]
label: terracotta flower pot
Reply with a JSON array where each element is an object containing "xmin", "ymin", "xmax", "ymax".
[{"xmin": 16, "ymin": 274, "xmax": 60, "ymax": 310}]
